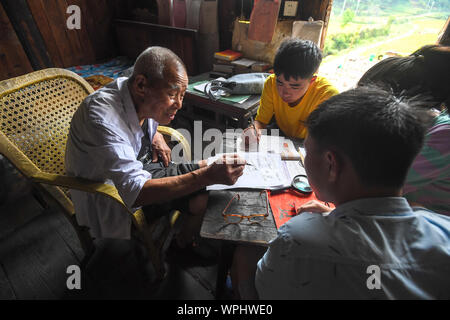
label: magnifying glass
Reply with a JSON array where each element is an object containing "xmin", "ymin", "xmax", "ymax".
[{"xmin": 291, "ymin": 174, "xmax": 312, "ymax": 194}]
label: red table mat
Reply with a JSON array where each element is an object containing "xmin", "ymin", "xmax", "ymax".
[{"xmin": 269, "ymin": 189, "xmax": 335, "ymax": 229}]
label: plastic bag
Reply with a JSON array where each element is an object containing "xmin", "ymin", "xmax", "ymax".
[{"xmin": 204, "ymin": 73, "xmax": 270, "ymax": 101}]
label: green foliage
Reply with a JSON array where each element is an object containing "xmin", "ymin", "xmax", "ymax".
[
  {"xmin": 324, "ymin": 1, "xmax": 449, "ymax": 58},
  {"xmin": 332, "ymin": 0, "xmax": 450, "ymax": 15},
  {"xmin": 430, "ymin": 12, "xmax": 450, "ymax": 20},
  {"xmin": 324, "ymin": 23, "xmax": 392, "ymax": 57},
  {"xmin": 341, "ymin": 8, "xmax": 355, "ymax": 27},
  {"xmin": 387, "ymin": 16, "xmax": 396, "ymax": 26}
]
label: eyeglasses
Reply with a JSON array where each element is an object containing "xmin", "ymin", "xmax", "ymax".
[{"xmin": 222, "ymin": 190, "xmax": 269, "ymax": 224}]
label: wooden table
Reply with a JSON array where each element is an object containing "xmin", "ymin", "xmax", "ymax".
[
  {"xmin": 200, "ymin": 134, "xmax": 304, "ymax": 245},
  {"xmin": 200, "ymin": 189, "xmax": 278, "ymax": 299},
  {"xmin": 178, "ymin": 73, "xmax": 261, "ymax": 131},
  {"xmin": 199, "ymin": 135, "xmax": 304, "ymax": 298},
  {"xmin": 200, "ymin": 190, "xmax": 278, "ymax": 246}
]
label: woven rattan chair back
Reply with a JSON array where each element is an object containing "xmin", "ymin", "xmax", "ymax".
[
  {"xmin": 0, "ymin": 69, "xmax": 93, "ymax": 179},
  {"xmin": 0, "ymin": 69, "xmax": 188, "ymax": 281}
]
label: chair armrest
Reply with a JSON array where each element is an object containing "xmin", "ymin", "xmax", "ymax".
[
  {"xmin": 157, "ymin": 126, "xmax": 192, "ymax": 162},
  {"xmin": 31, "ymin": 171, "xmax": 132, "ymax": 213}
]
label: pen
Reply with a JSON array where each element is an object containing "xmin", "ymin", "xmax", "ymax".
[
  {"xmin": 298, "ymin": 147, "xmax": 305, "ymax": 167},
  {"xmin": 250, "ymin": 115, "xmax": 259, "ymax": 142}
]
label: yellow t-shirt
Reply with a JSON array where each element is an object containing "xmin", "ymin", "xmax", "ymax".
[{"xmin": 255, "ymin": 74, "xmax": 339, "ymax": 139}]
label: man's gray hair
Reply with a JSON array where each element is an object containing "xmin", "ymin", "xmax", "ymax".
[{"xmin": 130, "ymin": 46, "xmax": 186, "ymax": 87}]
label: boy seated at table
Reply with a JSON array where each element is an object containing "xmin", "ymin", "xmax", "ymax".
[
  {"xmin": 233, "ymin": 86, "xmax": 450, "ymax": 299},
  {"xmin": 357, "ymin": 44, "xmax": 450, "ymax": 215},
  {"xmin": 243, "ymin": 38, "xmax": 338, "ymax": 146}
]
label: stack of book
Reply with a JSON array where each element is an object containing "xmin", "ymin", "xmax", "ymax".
[
  {"xmin": 214, "ymin": 49, "xmax": 243, "ymax": 62},
  {"xmin": 212, "ymin": 49, "xmax": 272, "ymax": 78},
  {"xmin": 233, "ymin": 58, "xmax": 272, "ymax": 73},
  {"xmin": 232, "ymin": 58, "xmax": 257, "ymax": 74},
  {"xmin": 250, "ymin": 61, "xmax": 272, "ymax": 72},
  {"xmin": 212, "ymin": 49, "xmax": 241, "ymax": 77},
  {"xmin": 212, "ymin": 60, "xmax": 235, "ymax": 78}
]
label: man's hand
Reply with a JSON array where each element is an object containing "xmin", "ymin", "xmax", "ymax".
[
  {"xmin": 206, "ymin": 154, "xmax": 246, "ymax": 185},
  {"xmin": 152, "ymin": 131, "xmax": 172, "ymax": 167},
  {"xmin": 134, "ymin": 154, "xmax": 245, "ymax": 207},
  {"xmin": 241, "ymin": 125, "xmax": 261, "ymax": 151},
  {"xmin": 296, "ymin": 200, "xmax": 333, "ymax": 215}
]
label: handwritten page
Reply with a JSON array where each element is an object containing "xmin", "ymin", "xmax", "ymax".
[
  {"xmin": 206, "ymin": 152, "xmax": 292, "ymax": 190},
  {"xmin": 237, "ymin": 134, "xmax": 302, "ymax": 160},
  {"xmin": 284, "ymin": 159, "xmax": 306, "ymax": 178}
]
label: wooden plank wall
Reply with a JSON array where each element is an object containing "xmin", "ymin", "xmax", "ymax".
[
  {"xmin": 1, "ymin": 0, "xmax": 53, "ymax": 71},
  {"xmin": 27, "ymin": 0, "xmax": 117, "ymax": 67},
  {"xmin": 0, "ymin": 0, "xmax": 117, "ymax": 81},
  {"xmin": 115, "ymin": 19, "xmax": 198, "ymax": 75},
  {"xmin": 0, "ymin": 3, "xmax": 34, "ymax": 81},
  {"xmin": 218, "ymin": 0, "xmax": 239, "ymax": 51},
  {"xmin": 1, "ymin": 0, "xmax": 335, "ymax": 81}
]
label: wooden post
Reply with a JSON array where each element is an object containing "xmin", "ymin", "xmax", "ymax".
[
  {"xmin": 1, "ymin": 0, "xmax": 53, "ymax": 70},
  {"xmin": 438, "ymin": 16, "xmax": 450, "ymax": 46},
  {"xmin": 0, "ymin": 3, "xmax": 33, "ymax": 80}
]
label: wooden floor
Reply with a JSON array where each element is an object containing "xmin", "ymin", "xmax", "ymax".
[{"xmin": 0, "ymin": 156, "xmax": 225, "ymax": 300}]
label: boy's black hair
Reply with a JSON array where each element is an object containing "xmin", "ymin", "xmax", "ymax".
[
  {"xmin": 358, "ymin": 45, "xmax": 450, "ymax": 109},
  {"xmin": 358, "ymin": 56, "xmax": 426, "ymax": 98},
  {"xmin": 273, "ymin": 38, "xmax": 322, "ymax": 80},
  {"xmin": 306, "ymin": 86, "xmax": 428, "ymax": 188}
]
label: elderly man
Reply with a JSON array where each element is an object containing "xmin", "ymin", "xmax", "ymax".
[{"xmin": 66, "ymin": 47, "xmax": 244, "ymax": 247}]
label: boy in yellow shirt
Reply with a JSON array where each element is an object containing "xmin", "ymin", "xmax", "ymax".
[{"xmin": 245, "ymin": 39, "xmax": 338, "ymax": 141}]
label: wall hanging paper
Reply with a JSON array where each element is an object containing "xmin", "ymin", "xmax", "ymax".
[{"xmin": 248, "ymin": 0, "xmax": 281, "ymax": 43}]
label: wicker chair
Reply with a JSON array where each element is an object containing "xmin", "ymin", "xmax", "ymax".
[{"xmin": 0, "ymin": 68, "xmax": 192, "ymax": 281}]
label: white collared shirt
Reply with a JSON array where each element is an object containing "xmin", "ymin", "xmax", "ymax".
[
  {"xmin": 256, "ymin": 197, "xmax": 450, "ymax": 299},
  {"xmin": 65, "ymin": 77, "xmax": 158, "ymax": 239}
]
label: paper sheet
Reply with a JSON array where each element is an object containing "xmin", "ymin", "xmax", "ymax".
[
  {"xmin": 248, "ymin": 0, "xmax": 281, "ymax": 43},
  {"xmin": 231, "ymin": 58, "xmax": 258, "ymax": 68},
  {"xmin": 206, "ymin": 152, "xmax": 292, "ymax": 190},
  {"xmin": 237, "ymin": 134, "xmax": 302, "ymax": 160},
  {"xmin": 284, "ymin": 159, "xmax": 306, "ymax": 178}
]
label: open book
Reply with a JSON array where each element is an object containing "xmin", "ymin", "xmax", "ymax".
[{"xmin": 206, "ymin": 152, "xmax": 305, "ymax": 191}]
